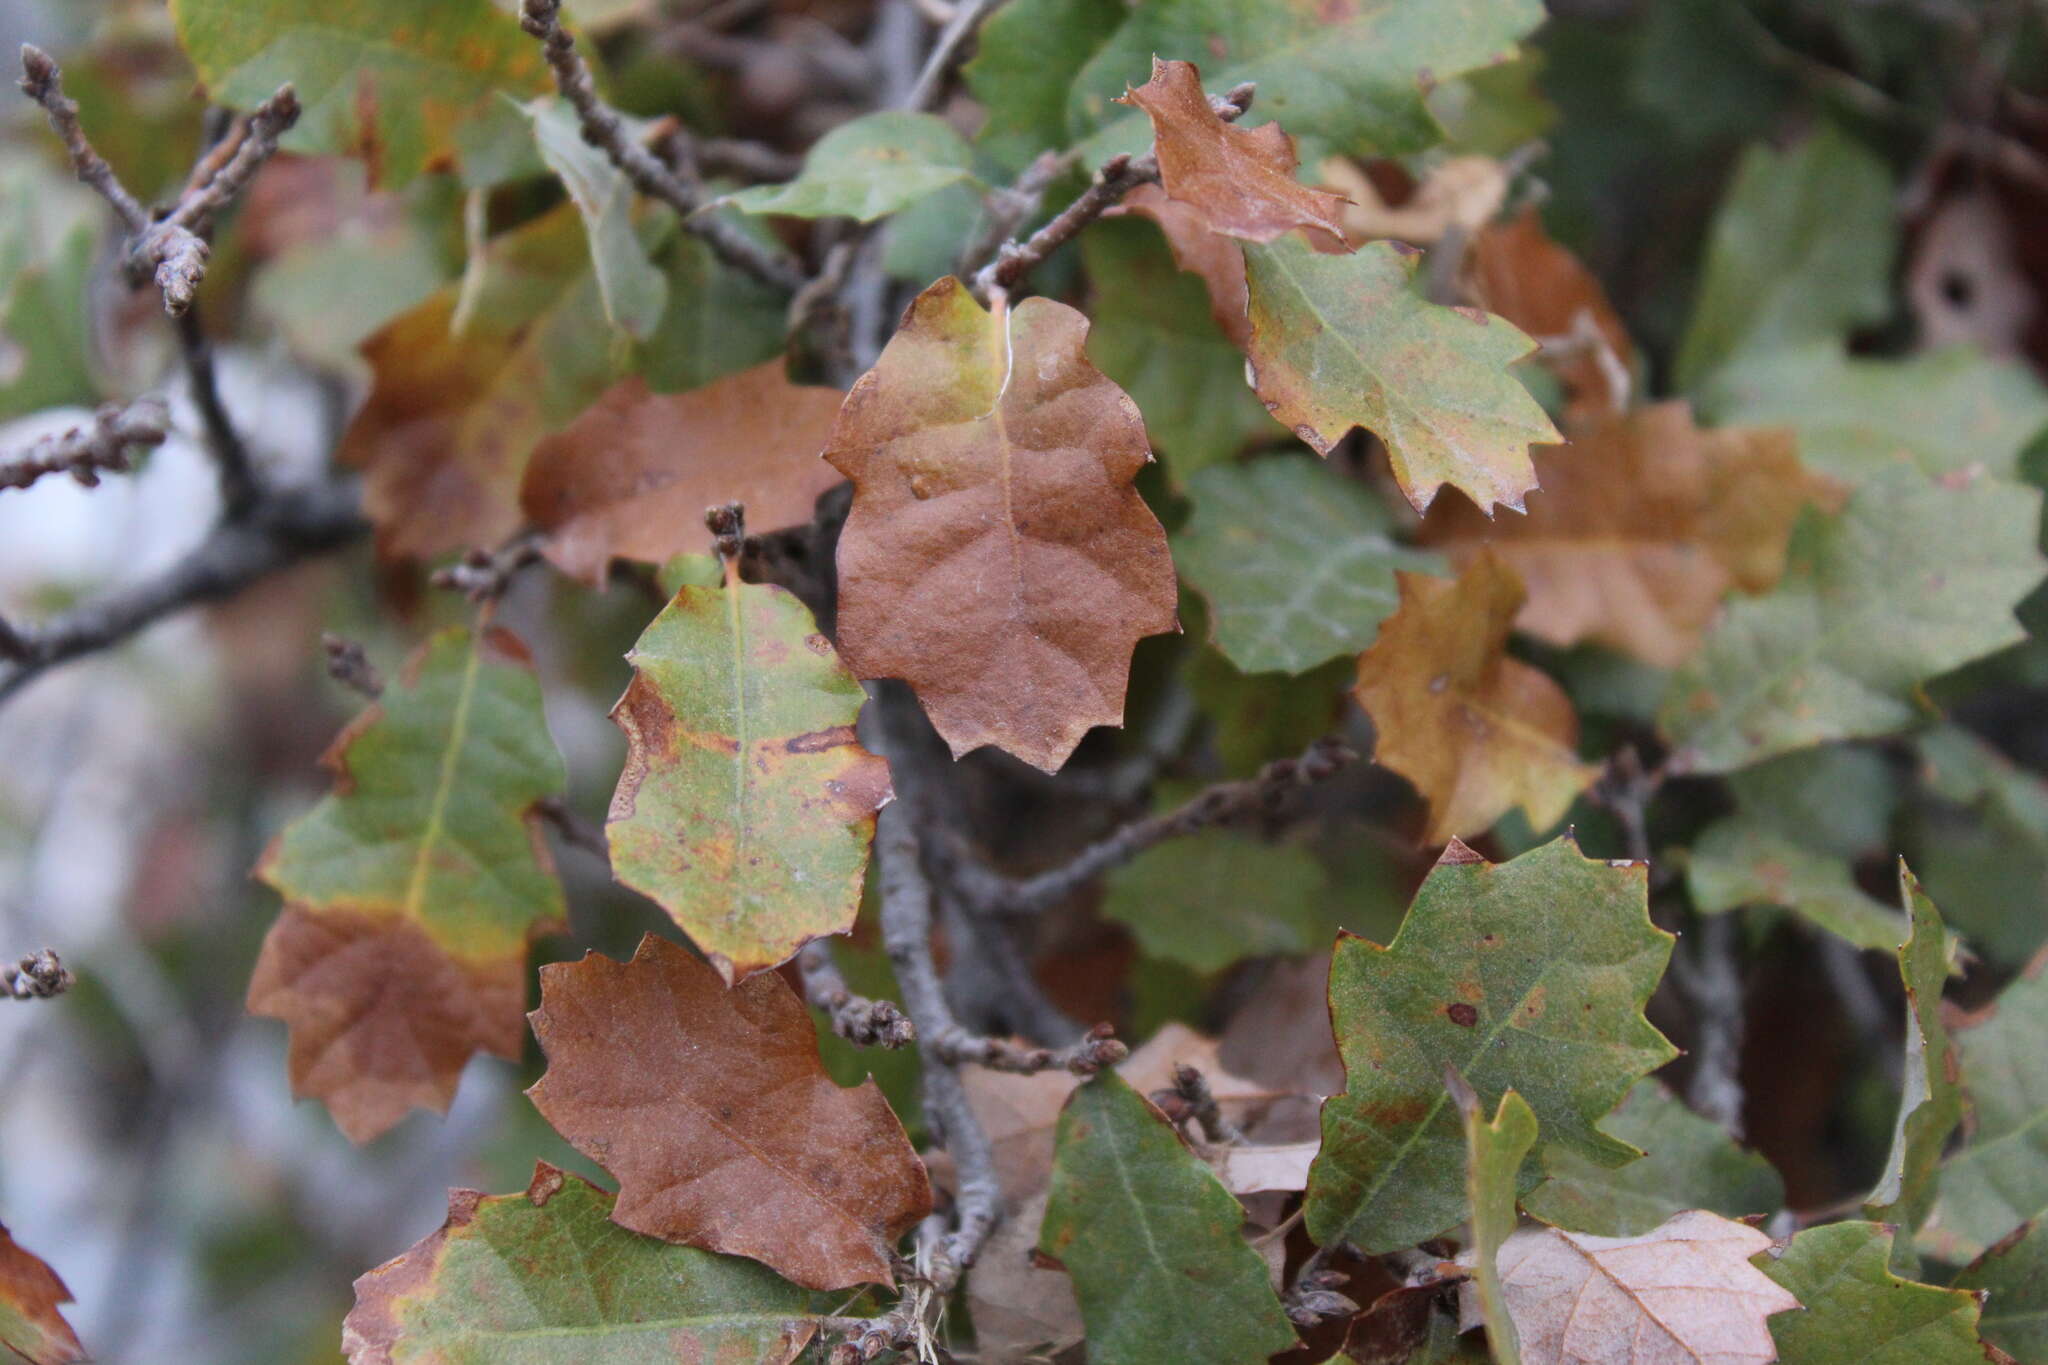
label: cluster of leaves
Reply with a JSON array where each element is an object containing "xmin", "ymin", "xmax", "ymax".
[{"xmin": 9, "ymin": 0, "xmax": 2048, "ymax": 1362}]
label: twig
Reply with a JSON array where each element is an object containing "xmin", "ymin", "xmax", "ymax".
[
  {"xmin": 534, "ymin": 796, "xmax": 610, "ymax": 866},
  {"xmin": 430, "ymin": 530, "xmax": 545, "ymax": 601},
  {"xmin": 18, "ymin": 45, "xmax": 148, "ymax": 231},
  {"xmin": 692, "ymin": 136, "xmax": 802, "ymax": 183},
  {"xmin": 320, "ymin": 633, "xmax": 383, "ymax": 699},
  {"xmin": 954, "ymin": 149, "xmax": 1073, "ymax": 277},
  {"xmin": 1678, "ymin": 912, "xmax": 1748, "ymax": 1138},
  {"xmin": 1152, "ymin": 1063, "xmax": 1247, "ymax": 1145},
  {"xmin": 933, "ymin": 736, "xmax": 1355, "ymax": 916},
  {"xmin": 0, "ymin": 479, "xmax": 366, "ymax": 704},
  {"xmin": 517, "ymin": 0, "xmax": 806, "ymax": 292},
  {"xmin": 0, "ymin": 949, "xmax": 72, "ymax": 1000},
  {"xmin": 797, "ymin": 941, "xmax": 915, "ymax": 1049},
  {"xmin": 969, "ymin": 82, "xmax": 1254, "ymax": 300},
  {"xmin": 0, "ymin": 397, "xmax": 169, "ymax": 493},
  {"xmin": 1285, "ymin": 1243, "xmax": 1361, "ymax": 1328},
  {"xmin": 175, "ymin": 308, "xmax": 262, "ymax": 519},
  {"xmin": 902, "ymin": 0, "xmax": 996, "ymax": 111}
]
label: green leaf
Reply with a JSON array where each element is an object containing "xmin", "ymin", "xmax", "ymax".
[
  {"xmin": 1186, "ymin": 646, "xmax": 1349, "ymax": 779},
  {"xmin": 637, "ymin": 231, "xmax": 788, "ymax": 392},
  {"xmin": 1305, "ymin": 836, "xmax": 1677, "ymax": 1254},
  {"xmin": 1102, "ymin": 831, "xmax": 1331, "ymax": 974},
  {"xmin": 1700, "ymin": 342, "xmax": 2048, "ymax": 484},
  {"xmin": 1954, "ymin": 1219, "xmax": 2048, "ymax": 1363},
  {"xmin": 1757, "ymin": 1222, "xmax": 1992, "ymax": 1365},
  {"xmin": 1674, "ymin": 124, "xmax": 1896, "ymax": 391},
  {"xmin": 0, "ymin": 176, "xmax": 99, "ymax": 421},
  {"xmin": 1082, "ymin": 217, "xmax": 1273, "ymax": 480},
  {"xmin": 1866, "ymin": 863, "xmax": 1964, "ymax": 1248},
  {"xmin": 1687, "ymin": 818, "xmax": 1906, "ymax": 951},
  {"xmin": 607, "ymin": 579, "xmax": 892, "ymax": 982},
  {"xmin": 724, "ymin": 112, "xmax": 979, "ymax": 222},
  {"xmin": 1725, "ymin": 744, "xmax": 1900, "ymax": 862},
  {"xmin": 1243, "ymin": 234, "xmax": 1559, "ymax": 515},
  {"xmin": 1926, "ymin": 945, "xmax": 2048, "ymax": 1260},
  {"xmin": 1910, "ymin": 725, "xmax": 2048, "ymax": 967},
  {"xmin": 249, "ymin": 626, "xmax": 566, "ymax": 1142},
  {"xmin": 1065, "ymin": 0, "xmax": 1549, "ymax": 161},
  {"xmin": 1460, "ymin": 1084, "xmax": 1536, "ymax": 1365},
  {"xmin": 525, "ymin": 98, "xmax": 667, "ymax": 341},
  {"xmin": 963, "ymin": 0, "xmax": 1125, "ymax": 168},
  {"xmin": 1657, "ymin": 464, "xmax": 2043, "ymax": 773},
  {"xmin": 1524, "ymin": 1080, "xmax": 1784, "ymax": 1237},
  {"xmin": 1039, "ymin": 1071, "xmax": 1298, "ymax": 1365},
  {"xmin": 1172, "ymin": 455, "xmax": 1442, "ymax": 674},
  {"xmin": 340, "ymin": 1163, "xmax": 818, "ymax": 1363},
  {"xmin": 169, "ymin": 0, "xmax": 551, "ymax": 187}
]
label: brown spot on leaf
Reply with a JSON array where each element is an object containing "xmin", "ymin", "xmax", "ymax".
[
  {"xmin": 785, "ymin": 725, "xmax": 859, "ymax": 755},
  {"xmin": 1447, "ymin": 1003, "xmax": 1479, "ymax": 1027}
]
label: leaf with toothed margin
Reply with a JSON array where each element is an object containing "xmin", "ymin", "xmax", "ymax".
[
  {"xmin": 1864, "ymin": 862, "xmax": 1964, "ymax": 1249},
  {"xmin": 1242, "ymin": 231, "xmax": 1558, "ymax": 516},
  {"xmin": 1305, "ymin": 836, "xmax": 1677, "ymax": 1255},
  {"xmin": 340, "ymin": 1163, "xmax": 821, "ymax": 1364},
  {"xmin": 248, "ymin": 625, "xmax": 567, "ymax": 1144},
  {"xmin": 606, "ymin": 576, "xmax": 891, "ymax": 982},
  {"xmin": 1758, "ymin": 1222, "xmax": 1993, "ymax": 1365},
  {"xmin": 526, "ymin": 934, "xmax": 932, "ymax": 1292},
  {"xmin": 1038, "ymin": 1071, "xmax": 1299, "ymax": 1365},
  {"xmin": 0, "ymin": 1225, "xmax": 83, "ymax": 1365},
  {"xmin": 823, "ymin": 276, "xmax": 1179, "ymax": 774}
]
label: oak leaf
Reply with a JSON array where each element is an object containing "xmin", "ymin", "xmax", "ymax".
[
  {"xmin": 526, "ymin": 933, "xmax": 931, "ymax": 1291},
  {"xmin": 1476, "ymin": 1211, "xmax": 1799, "ymax": 1365},
  {"xmin": 1244, "ymin": 232, "xmax": 1559, "ymax": 514},
  {"xmin": 521, "ymin": 363, "xmax": 845, "ymax": 586},
  {"xmin": 341, "ymin": 1163, "xmax": 817, "ymax": 1365},
  {"xmin": 1468, "ymin": 206, "xmax": 1635, "ymax": 416},
  {"xmin": 1039, "ymin": 1072, "xmax": 1299, "ymax": 1365},
  {"xmin": 249, "ymin": 626, "xmax": 566, "ymax": 1143},
  {"xmin": 1306, "ymin": 837, "xmax": 1676, "ymax": 1254},
  {"xmin": 825, "ymin": 277, "xmax": 1178, "ymax": 772},
  {"xmin": 1760, "ymin": 1221, "xmax": 1994, "ymax": 1365},
  {"xmin": 1419, "ymin": 404, "xmax": 1833, "ymax": 668},
  {"xmin": 0, "ymin": 1225, "xmax": 83, "ymax": 1365},
  {"xmin": 1108, "ymin": 184, "xmax": 1253, "ymax": 347},
  {"xmin": 1119, "ymin": 58, "xmax": 1347, "ymax": 245},
  {"xmin": 605, "ymin": 576, "xmax": 891, "ymax": 981},
  {"xmin": 1865, "ymin": 863, "xmax": 1964, "ymax": 1242},
  {"xmin": 1352, "ymin": 554, "xmax": 1598, "ymax": 843}
]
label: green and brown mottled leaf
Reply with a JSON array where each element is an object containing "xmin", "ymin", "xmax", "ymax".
[
  {"xmin": 824, "ymin": 277, "xmax": 1178, "ymax": 773},
  {"xmin": 340, "ymin": 1163, "xmax": 817, "ymax": 1364},
  {"xmin": 1305, "ymin": 836, "xmax": 1677, "ymax": 1254},
  {"xmin": 607, "ymin": 577, "xmax": 890, "ymax": 982},
  {"xmin": 170, "ymin": 0, "xmax": 550, "ymax": 187},
  {"xmin": 1039, "ymin": 1071, "xmax": 1298, "ymax": 1365},
  {"xmin": 1955, "ymin": 1220, "xmax": 2048, "ymax": 1362},
  {"xmin": 0, "ymin": 1226, "xmax": 83, "ymax": 1365},
  {"xmin": 527, "ymin": 934, "xmax": 932, "ymax": 1291},
  {"xmin": 249, "ymin": 626, "xmax": 566, "ymax": 1143},
  {"xmin": 1244, "ymin": 232, "xmax": 1559, "ymax": 515}
]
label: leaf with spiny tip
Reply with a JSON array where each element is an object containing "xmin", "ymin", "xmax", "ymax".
[
  {"xmin": 607, "ymin": 577, "xmax": 889, "ymax": 982},
  {"xmin": 1306, "ymin": 836, "xmax": 1676, "ymax": 1253}
]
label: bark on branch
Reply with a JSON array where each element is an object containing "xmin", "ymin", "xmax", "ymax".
[{"xmin": 0, "ymin": 397, "xmax": 169, "ymax": 493}]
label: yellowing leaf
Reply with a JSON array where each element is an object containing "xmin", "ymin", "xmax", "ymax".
[
  {"xmin": 825, "ymin": 278, "xmax": 1178, "ymax": 773},
  {"xmin": 527, "ymin": 934, "xmax": 932, "ymax": 1291},
  {"xmin": 521, "ymin": 363, "xmax": 845, "ymax": 587},
  {"xmin": 249, "ymin": 626, "xmax": 566, "ymax": 1143},
  {"xmin": 1420, "ymin": 404, "xmax": 1834, "ymax": 668},
  {"xmin": 1352, "ymin": 554, "xmax": 1597, "ymax": 843},
  {"xmin": 1489, "ymin": 1211, "xmax": 1799, "ymax": 1365},
  {"xmin": 1306, "ymin": 837, "xmax": 1676, "ymax": 1254},
  {"xmin": 1119, "ymin": 58, "xmax": 1347, "ymax": 244},
  {"xmin": 607, "ymin": 577, "xmax": 890, "ymax": 982},
  {"xmin": 341, "ymin": 1164, "xmax": 818, "ymax": 1364},
  {"xmin": 1244, "ymin": 232, "xmax": 1558, "ymax": 514}
]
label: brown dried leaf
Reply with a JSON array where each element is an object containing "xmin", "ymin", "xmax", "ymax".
[
  {"xmin": 526, "ymin": 932, "xmax": 931, "ymax": 1291},
  {"xmin": 1353, "ymin": 554, "xmax": 1597, "ymax": 842},
  {"xmin": 520, "ymin": 363, "xmax": 846, "ymax": 587},
  {"xmin": 1322, "ymin": 154, "xmax": 1508, "ymax": 247},
  {"xmin": 825, "ymin": 277, "xmax": 1179, "ymax": 772},
  {"xmin": 1464, "ymin": 1210, "xmax": 1801, "ymax": 1365},
  {"xmin": 248, "ymin": 908, "xmax": 531, "ymax": 1144},
  {"xmin": 1468, "ymin": 207, "xmax": 1636, "ymax": 416},
  {"xmin": 1119, "ymin": 58, "xmax": 1348, "ymax": 245},
  {"xmin": 1420, "ymin": 404, "xmax": 1835, "ymax": 668},
  {"xmin": 0, "ymin": 1225, "xmax": 84, "ymax": 1365}
]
